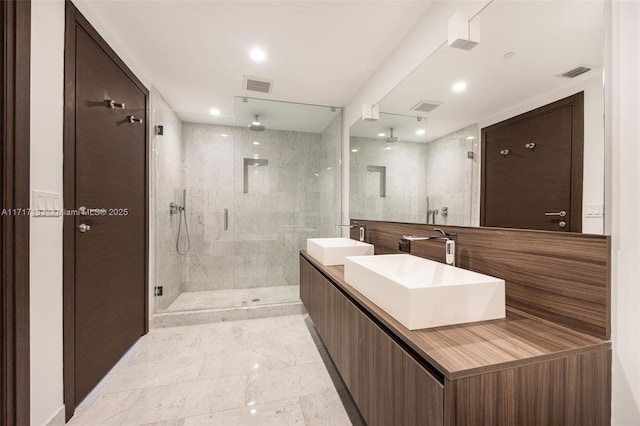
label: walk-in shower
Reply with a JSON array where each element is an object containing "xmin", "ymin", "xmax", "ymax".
[{"xmin": 151, "ymin": 95, "xmax": 342, "ymax": 313}]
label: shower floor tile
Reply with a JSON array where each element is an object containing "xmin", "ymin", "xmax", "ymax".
[
  {"xmin": 165, "ymin": 285, "xmax": 300, "ymax": 312},
  {"xmin": 67, "ymin": 314, "xmax": 363, "ymax": 426}
]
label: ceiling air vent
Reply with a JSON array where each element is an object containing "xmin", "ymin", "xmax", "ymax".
[
  {"xmin": 411, "ymin": 100, "xmax": 443, "ymax": 113},
  {"xmin": 244, "ymin": 76, "xmax": 273, "ymax": 94},
  {"xmin": 558, "ymin": 66, "xmax": 591, "ymax": 79}
]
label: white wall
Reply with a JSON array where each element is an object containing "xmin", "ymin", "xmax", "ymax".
[
  {"xmin": 30, "ymin": 1, "xmax": 65, "ymax": 425},
  {"xmin": 610, "ymin": 1, "xmax": 640, "ymax": 424}
]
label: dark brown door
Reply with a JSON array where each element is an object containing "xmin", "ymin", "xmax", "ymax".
[
  {"xmin": 73, "ymin": 26, "xmax": 146, "ymax": 404},
  {"xmin": 481, "ymin": 93, "xmax": 583, "ymax": 232},
  {"xmin": 2, "ymin": 1, "xmax": 31, "ymax": 423}
]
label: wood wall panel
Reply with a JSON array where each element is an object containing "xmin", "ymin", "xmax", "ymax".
[{"xmin": 351, "ymin": 220, "xmax": 610, "ymax": 339}]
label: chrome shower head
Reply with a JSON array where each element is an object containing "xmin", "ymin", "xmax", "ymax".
[
  {"xmin": 248, "ymin": 114, "xmax": 266, "ymax": 132},
  {"xmin": 385, "ymin": 127, "xmax": 399, "ymax": 143}
]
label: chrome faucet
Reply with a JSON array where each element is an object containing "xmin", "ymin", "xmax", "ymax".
[
  {"xmin": 401, "ymin": 228, "xmax": 456, "ymax": 266},
  {"xmin": 336, "ymin": 222, "xmax": 366, "ymax": 242}
]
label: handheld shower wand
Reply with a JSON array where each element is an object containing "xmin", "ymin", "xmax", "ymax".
[{"xmin": 173, "ymin": 189, "xmax": 190, "ymax": 255}]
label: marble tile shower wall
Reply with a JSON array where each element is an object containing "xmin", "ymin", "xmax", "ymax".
[
  {"xmin": 349, "ymin": 136, "xmax": 428, "ymax": 223},
  {"xmin": 182, "ymin": 123, "xmax": 332, "ymax": 293},
  {"xmin": 424, "ymin": 123, "xmax": 479, "ymax": 227},
  {"xmin": 150, "ymin": 91, "xmax": 185, "ymax": 312}
]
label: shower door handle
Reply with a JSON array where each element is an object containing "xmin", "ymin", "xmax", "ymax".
[{"xmin": 224, "ymin": 208, "xmax": 228, "ymax": 231}]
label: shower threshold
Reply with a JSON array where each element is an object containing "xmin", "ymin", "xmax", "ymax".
[{"xmin": 164, "ymin": 285, "xmax": 300, "ymax": 312}]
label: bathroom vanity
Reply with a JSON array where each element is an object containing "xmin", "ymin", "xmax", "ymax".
[{"xmin": 300, "ymin": 251, "xmax": 611, "ymax": 425}]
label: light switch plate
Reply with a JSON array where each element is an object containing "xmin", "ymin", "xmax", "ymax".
[
  {"xmin": 585, "ymin": 203, "xmax": 604, "ymax": 218},
  {"xmin": 32, "ymin": 190, "xmax": 62, "ymax": 217}
]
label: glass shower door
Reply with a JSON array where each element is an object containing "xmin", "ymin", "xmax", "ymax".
[
  {"xmin": 151, "ymin": 93, "xmax": 342, "ymax": 314},
  {"xmin": 151, "ymin": 97, "xmax": 237, "ymax": 313},
  {"xmin": 231, "ymin": 97, "xmax": 342, "ymax": 307},
  {"xmin": 179, "ymin": 118, "xmax": 237, "ymax": 310}
]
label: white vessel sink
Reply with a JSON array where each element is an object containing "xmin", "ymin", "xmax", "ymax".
[
  {"xmin": 307, "ymin": 237, "xmax": 374, "ymax": 266},
  {"xmin": 343, "ymin": 254, "xmax": 505, "ymax": 330}
]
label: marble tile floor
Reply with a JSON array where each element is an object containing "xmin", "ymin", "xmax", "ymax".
[
  {"xmin": 68, "ymin": 314, "xmax": 364, "ymax": 425},
  {"xmin": 165, "ymin": 286, "xmax": 301, "ymax": 313}
]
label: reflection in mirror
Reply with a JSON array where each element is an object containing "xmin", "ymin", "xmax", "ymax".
[
  {"xmin": 350, "ymin": 114, "xmax": 477, "ymax": 226},
  {"xmin": 351, "ymin": 0, "xmax": 605, "ymax": 234}
]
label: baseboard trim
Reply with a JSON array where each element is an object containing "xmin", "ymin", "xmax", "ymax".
[{"xmin": 43, "ymin": 406, "xmax": 65, "ymax": 426}]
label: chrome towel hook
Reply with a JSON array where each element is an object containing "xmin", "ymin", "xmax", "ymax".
[
  {"xmin": 500, "ymin": 149, "xmax": 510, "ymax": 156},
  {"xmin": 525, "ymin": 142, "xmax": 536, "ymax": 149},
  {"xmin": 128, "ymin": 115, "xmax": 143, "ymax": 124},
  {"xmin": 106, "ymin": 99, "xmax": 125, "ymax": 109}
]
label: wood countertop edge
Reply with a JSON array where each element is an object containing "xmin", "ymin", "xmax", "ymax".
[{"xmin": 300, "ymin": 251, "xmax": 611, "ymax": 380}]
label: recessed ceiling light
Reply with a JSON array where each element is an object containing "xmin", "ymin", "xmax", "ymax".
[
  {"xmin": 384, "ymin": 147, "xmax": 393, "ymax": 151},
  {"xmin": 221, "ymin": 133, "xmax": 228, "ymax": 137},
  {"xmin": 250, "ymin": 47, "xmax": 266, "ymax": 62},
  {"xmin": 378, "ymin": 132, "xmax": 386, "ymax": 137},
  {"xmin": 466, "ymin": 136, "xmax": 474, "ymax": 140},
  {"xmin": 326, "ymin": 167, "xmax": 332, "ymax": 170},
  {"xmin": 252, "ymin": 141, "xmax": 260, "ymax": 145},
  {"xmin": 351, "ymin": 149, "xmax": 359, "ymax": 153},
  {"xmin": 416, "ymin": 129, "xmax": 426, "ymax": 136},
  {"xmin": 503, "ymin": 51, "xmax": 516, "ymax": 59},
  {"xmin": 452, "ymin": 81, "xmax": 467, "ymax": 93},
  {"xmin": 253, "ymin": 154, "xmax": 259, "ymax": 158},
  {"xmin": 209, "ymin": 108, "xmax": 220, "ymax": 116}
]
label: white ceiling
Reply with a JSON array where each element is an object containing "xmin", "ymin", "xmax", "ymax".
[
  {"xmin": 78, "ymin": 0, "xmax": 432, "ymax": 128},
  {"xmin": 365, "ymin": 0, "xmax": 604, "ymax": 142}
]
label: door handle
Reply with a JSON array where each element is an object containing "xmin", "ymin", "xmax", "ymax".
[
  {"xmin": 79, "ymin": 223, "xmax": 91, "ymax": 233},
  {"xmin": 545, "ymin": 211, "xmax": 567, "ymax": 217}
]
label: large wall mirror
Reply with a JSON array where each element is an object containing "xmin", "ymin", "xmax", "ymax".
[{"xmin": 349, "ymin": 0, "xmax": 605, "ymax": 234}]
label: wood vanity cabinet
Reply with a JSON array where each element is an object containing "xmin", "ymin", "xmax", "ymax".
[
  {"xmin": 300, "ymin": 254, "xmax": 611, "ymax": 426},
  {"xmin": 300, "ymin": 256, "xmax": 444, "ymax": 425}
]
